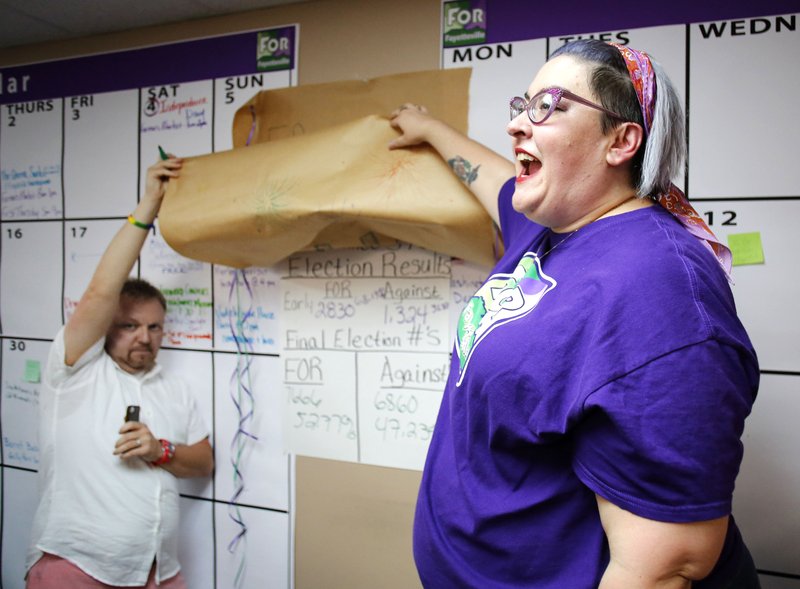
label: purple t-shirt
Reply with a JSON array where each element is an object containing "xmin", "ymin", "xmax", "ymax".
[{"xmin": 413, "ymin": 179, "xmax": 759, "ymax": 588}]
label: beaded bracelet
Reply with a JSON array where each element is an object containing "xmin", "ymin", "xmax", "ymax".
[
  {"xmin": 152, "ymin": 438, "xmax": 175, "ymax": 466},
  {"xmin": 127, "ymin": 215, "xmax": 154, "ymax": 231}
]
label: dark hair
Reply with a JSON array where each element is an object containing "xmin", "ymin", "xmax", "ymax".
[
  {"xmin": 121, "ymin": 278, "xmax": 167, "ymax": 311},
  {"xmin": 551, "ymin": 41, "xmax": 645, "ymax": 131}
]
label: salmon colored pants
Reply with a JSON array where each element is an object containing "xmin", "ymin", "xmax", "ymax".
[{"xmin": 26, "ymin": 553, "xmax": 188, "ymax": 589}]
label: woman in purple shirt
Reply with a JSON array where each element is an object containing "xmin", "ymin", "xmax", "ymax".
[{"xmin": 389, "ymin": 40, "xmax": 759, "ymax": 588}]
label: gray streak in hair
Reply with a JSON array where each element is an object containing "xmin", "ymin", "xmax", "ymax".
[{"xmin": 639, "ymin": 59, "xmax": 685, "ymax": 198}]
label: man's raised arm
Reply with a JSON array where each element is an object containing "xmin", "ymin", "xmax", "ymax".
[{"xmin": 64, "ymin": 157, "xmax": 182, "ymax": 366}]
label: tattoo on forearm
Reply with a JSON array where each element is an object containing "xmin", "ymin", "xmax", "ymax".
[{"xmin": 448, "ymin": 156, "xmax": 481, "ymax": 187}]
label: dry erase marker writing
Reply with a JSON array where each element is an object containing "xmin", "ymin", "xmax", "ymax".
[{"xmin": 158, "ymin": 145, "xmax": 168, "ymax": 160}]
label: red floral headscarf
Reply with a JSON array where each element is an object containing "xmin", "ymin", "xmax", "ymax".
[{"xmin": 609, "ymin": 42, "xmax": 732, "ymax": 278}]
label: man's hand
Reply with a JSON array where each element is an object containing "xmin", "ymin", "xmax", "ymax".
[
  {"xmin": 64, "ymin": 156, "xmax": 183, "ymax": 366},
  {"xmin": 139, "ymin": 156, "xmax": 183, "ymax": 221},
  {"xmin": 114, "ymin": 421, "xmax": 214, "ymax": 478},
  {"xmin": 114, "ymin": 421, "xmax": 162, "ymax": 463}
]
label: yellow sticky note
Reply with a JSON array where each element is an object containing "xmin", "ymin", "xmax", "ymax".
[
  {"xmin": 24, "ymin": 359, "xmax": 41, "ymax": 383},
  {"xmin": 727, "ymin": 232, "xmax": 764, "ymax": 266}
]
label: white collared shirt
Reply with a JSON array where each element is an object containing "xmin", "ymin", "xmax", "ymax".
[{"xmin": 26, "ymin": 328, "xmax": 208, "ymax": 586}]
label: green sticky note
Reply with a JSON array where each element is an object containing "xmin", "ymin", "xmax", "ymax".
[
  {"xmin": 24, "ymin": 359, "xmax": 41, "ymax": 383},
  {"xmin": 727, "ymin": 232, "xmax": 764, "ymax": 266}
]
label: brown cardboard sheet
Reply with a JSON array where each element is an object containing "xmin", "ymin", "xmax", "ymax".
[
  {"xmin": 231, "ymin": 68, "xmax": 472, "ymax": 147},
  {"xmin": 159, "ymin": 68, "xmax": 497, "ymax": 268}
]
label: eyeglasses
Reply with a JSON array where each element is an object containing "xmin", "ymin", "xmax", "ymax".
[{"xmin": 509, "ymin": 87, "xmax": 626, "ymax": 125}]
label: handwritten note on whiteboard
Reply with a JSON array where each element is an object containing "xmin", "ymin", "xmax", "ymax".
[
  {"xmin": 1, "ymin": 339, "xmax": 50, "ymax": 469},
  {"xmin": 214, "ymin": 266, "xmax": 281, "ymax": 354},
  {"xmin": 140, "ymin": 228, "xmax": 213, "ymax": 349},
  {"xmin": 281, "ymin": 246, "xmax": 452, "ymax": 469},
  {"xmin": 1, "ymin": 99, "xmax": 64, "ymax": 220}
]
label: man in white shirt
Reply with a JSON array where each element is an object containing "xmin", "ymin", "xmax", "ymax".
[{"xmin": 25, "ymin": 156, "xmax": 214, "ymax": 589}]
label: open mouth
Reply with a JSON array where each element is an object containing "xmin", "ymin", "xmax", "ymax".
[{"xmin": 516, "ymin": 150, "xmax": 541, "ymax": 179}]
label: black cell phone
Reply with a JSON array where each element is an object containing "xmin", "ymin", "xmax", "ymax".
[{"xmin": 125, "ymin": 405, "xmax": 140, "ymax": 422}]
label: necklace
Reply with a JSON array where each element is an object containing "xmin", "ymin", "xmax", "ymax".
[
  {"xmin": 536, "ymin": 196, "xmax": 641, "ymax": 261},
  {"xmin": 536, "ymin": 228, "xmax": 578, "ymax": 261}
]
